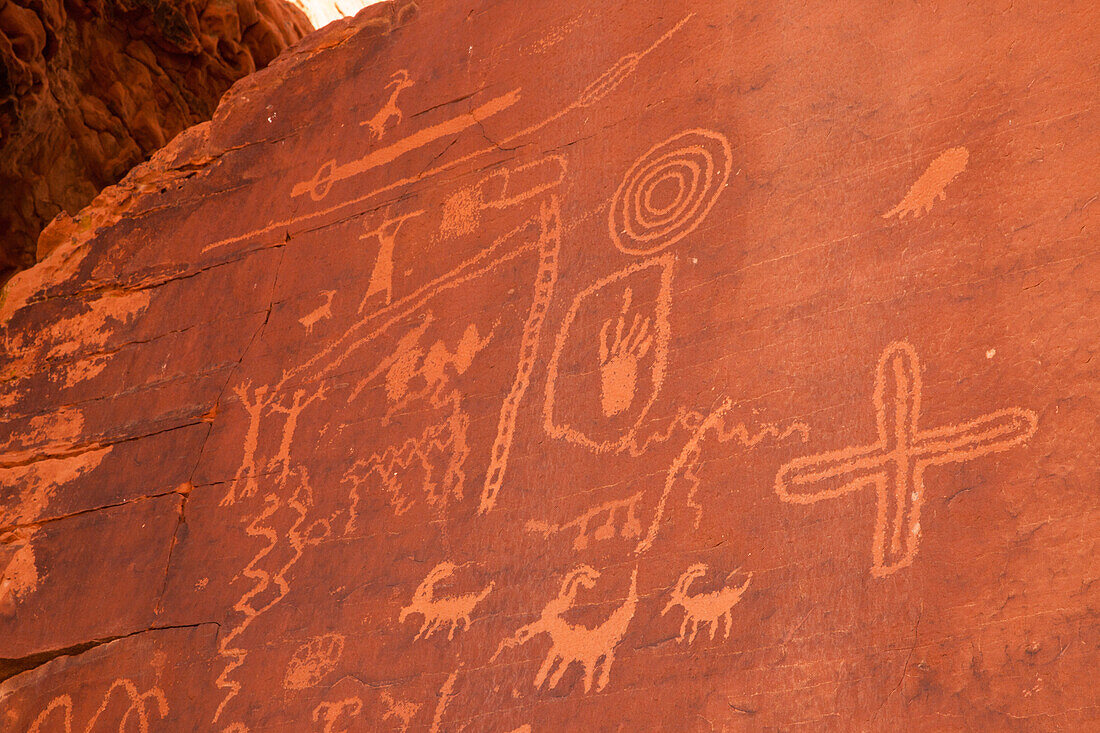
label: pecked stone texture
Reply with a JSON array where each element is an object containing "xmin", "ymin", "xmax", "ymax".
[
  {"xmin": 0, "ymin": 0, "xmax": 1097, "ymax": 730},
  {"xmin": 0, "ymin": 0, "xmax": 312, "ymax": 284}
]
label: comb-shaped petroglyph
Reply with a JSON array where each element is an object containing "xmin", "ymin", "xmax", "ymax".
[
  {"xmin": 883, "ymin": 146, "xmax": 969, "ymax": 220},
  {"xmin": 399, "ymin": 562, "xmax": 494, "ymax": 641},
  {"xmin": 525, "ymin": 492, "xmax": 643, "ymax": 551},
  {"xmin": 662, "ymin": 564, "xmax": 752, "ymax": 644},
  {"xmin": 284, "ymin": 633, "xmax": 345, "ymax": 690},
  {"xmin": 361, "ymin": 69, "xmax": 415, "ymax": 141},
  {"xmin": 26, "ymin": 678, "xmax": 168, "ymax": 733},
  {"xmin": 775, "ymin": 341, "xmax": 1038, "ymax": 577},
  {"xmin": 609, "ymin": 129, "xmax": 732, "ymax": 255},
  {"xmin": 312, "ymin": 697, "xmax": 362, "ymax": 733},
  {"xmin": 493, "ymin": 565, "xmax": 639, "ymax": 694},
  {"xmin": 543, "ymin": 255, "xmax": 673, "ymax": 455}
]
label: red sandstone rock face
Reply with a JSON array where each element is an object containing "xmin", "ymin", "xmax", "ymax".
[
  {"xmin": 1, "ymin": 0, "xmax": 1097, "ymax": 730},
  {"xmin": 0, "ymin": 0, "xmax": 312, "ymax": 283}
]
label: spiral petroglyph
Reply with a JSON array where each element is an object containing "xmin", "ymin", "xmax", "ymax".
[{"xmin": 609, "ymin": 129, "xmax": 732, "ymax": 255}]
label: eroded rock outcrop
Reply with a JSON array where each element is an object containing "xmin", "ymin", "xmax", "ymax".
[
  {"xmin": 0, "ymin": 0, "xmax": 312, "ymax": 283},
  {"xmin": 0, "ymin": 0, "xmax": 1096, "ymax": 730}
]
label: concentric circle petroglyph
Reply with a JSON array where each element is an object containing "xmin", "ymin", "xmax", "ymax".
[{"xmin": 609, "ymin": 129, "xmax": 732, "ymax": 255}]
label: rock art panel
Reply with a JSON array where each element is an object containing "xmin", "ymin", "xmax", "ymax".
[{"xmin": 1, "ymin": 0, "xmax": 1096, "ymax": 730}]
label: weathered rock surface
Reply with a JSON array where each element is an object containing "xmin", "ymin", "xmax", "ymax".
[
  {"xmin": 0, "ymin": 0, "xmax": 312, "ymax": 283},
  {"xmin": 1, "ymin": 0, "xmax": 1097, "ymax": 730}
]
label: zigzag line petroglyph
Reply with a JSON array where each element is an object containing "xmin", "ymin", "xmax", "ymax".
[
  {"xmin": 400, "ymin": 562, "xmax": 494, "ymax": 641},
  {"xmin": 214, "ymin": 472, "xmax": 333, "ymax": 723},
  {"xmin": 775, "ymin": 341, "xmax": 1038, "ymax": 577},
  {"xmin": 199, "ymin": 14, "xmax": 692, "ymax": 256},
  {"xmin": 493, "ymin": 566, "xmax": 638, "ymax": 694},
  {"xmin": 662, "ymin": 564, "xmax": 752, "ymax": 644},
  {"xmin": 27, "ymin": 678, "xmax": 168, "ymax": 733}
]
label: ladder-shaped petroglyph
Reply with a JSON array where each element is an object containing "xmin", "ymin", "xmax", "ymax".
[
  {"xmin": 493, "ymin": 565, "xmax": 638, "ymax": 694},
  {"xmin": 400, "ymin": 562, "xmax": 494, "ymax": 641},
  {"xmin": 775, "ymin": 341, "xmax": 1038, "ymax": 577},
  {"xmin": 883, "ymin": 146, "xmax": 969, "ymax": 220},
  {"xmin": 26, "ymin": 678, "xmax": 168, "ymax": 733},
  {"xmin": 543, "ymin": 255, "xmax": 673, "ymax": 454},
  {"xmin": 525, "ymin": 492, "xmax": 643, "ymax": 551},
  {"xmin": 662, "ymin": 564, "xmax": 752, "ymax": 645},
  {"xmin": 361, "ymin": 69, "xmax": 415, "ymax": 141},
  {"xmin": 609, "ymin": 129, "xmax": 733, "ymax": 255},
  {"xmin": 284, "ymin": 633, "xmax": 346, "ymax": 690}
]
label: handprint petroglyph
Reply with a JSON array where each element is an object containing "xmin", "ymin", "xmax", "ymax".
[{"xmin": 598, "ymin": 288, "xmax": 653, "ymax": 417}]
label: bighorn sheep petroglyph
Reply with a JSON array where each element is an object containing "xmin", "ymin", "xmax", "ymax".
[
  {"xmin": 399, "ymin": 562, "xmax": 494, "ymax": 641},
  {"xmin": 662, "ymin": 563, "xmax": 752, "ymax": 644}
]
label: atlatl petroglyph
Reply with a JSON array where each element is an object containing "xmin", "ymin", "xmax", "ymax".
[
  {"xmin": 883, "ymin": 146, "xmax": 969, "ymax": 220},
  {"xmin": 543, "ymin": 255, "xmax": 673, "ymax": 454},
  {"xmin": 609, "ymin": 129, "xmax": 732, "ymax": 255},
  {"xmin": 361, "ymin": 69, "xmax": 415, "ymax": 141},
  {"xmin": 662, "ymin": 564, "xmax": 752, "ymax": 644},
  {"xmin": 26, "ymin": 678, "xmax": 168, "ymax": 733},
  {"xmin": 494, "ymin": 566, "xmax": 638, "ymax": 694},
  {"xmin": 775, "ymin": 341, "xmax": 1038, "ymax": 577},
  {"xmin": 400, "ymin": 562, "xmax": 494, "ymax": 641},
  {"xmin": 292, "ymin": 90, "xmax": 521, "ymax": 202},
  {"xmin": 284, "ymin": 633, "xmax": 345, "ymax": 690}
]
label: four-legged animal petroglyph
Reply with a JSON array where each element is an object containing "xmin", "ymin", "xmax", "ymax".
[
  {"xmin": 380, "ymin": 690, "xmax": 421, "ymax": 733},
  {"xmin": 883, "ymin": 146, "xmax": 969, "ymax": 220},
  {"xmin": 493, "ymin": 565, "xmax": 638, "ymax": 693},
  {"xmin": 775, "ymin": 341, "xmax": 1038, "ymax": 577},
  {"xmin": 362, "ymin": 70, "xmax": 415, "ymax": 141},
  {"xmin": 662, "ymin": 564, "xmax": 752, "ymax": 644},
  {"xmin": 312, "ymin": 697, "xmax": 362, "ymax": 733},
  {"xmin": 400, "ymin": 562, "xmax": 494, "ymax": 641}
]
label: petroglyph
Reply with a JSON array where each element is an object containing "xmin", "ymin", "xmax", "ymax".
[
  {"xmin": 400, "ymin": 562, "xmax": 494, "ymax": 641},
  {"xmin": 439, "ymin": 155, "xmax": 567, "ymax": 240},
  {"xmin": 637, "ymin": 401, "xmax": 810, "ymax": 554},
  {"xmin": 360, "ymin": 210, "xmax": 425, "ymax": 311},
  {"xmin": 543, "ymin": 255, "xmax": 673, "ymax": 454},
  {"xmin": 26, "ymin": 678, "xmax": 168, "ymax": 733},
  {"xmin": 380, "ymin": 690, "xmax": 421, "ymax": 732},
  {"xmin": 429, "ymin": 670, "xmax": 460, "ymax": 733},
  {"xmin": 0, "ymin": 530, "xmax": 38, "ymax": 617},
  {"xmin": 292, "ymin": 90, "xmax": 521, "ymax": 202},
  {"xmin": 883, "ymin": 147, "xmax": 969, "ymax": 220},
  {"xmin": 526, "ymin": 493, "xmax": 643, "ymax": 551},
  {"xmin": 775, "ymin": 341, "xmax": 1038, "ymax": 576},
  {"xmin": 299, "ymin": 290, "xmax": 335, "ymax": 331},
  {"xmin": 609, "ymin": 129, "xmax": 732, "ymax": 255},
  {"xmin": 312, "ymin": 697, "xmax": 362, "ymax": 733},
  {"xmin": 284, "ymin": 633, "xmax": 345, "ymax": 690},
  {"xmin": 493, "ymin": 566, "xmax": 638, "ymax": 694},
  {"xmin": 662, "ymin": 564, "xmax": 752, "ymax": 644},
  {"xmin": 362, "ymin": 70, "xmax": 415, "ymax": 141}
]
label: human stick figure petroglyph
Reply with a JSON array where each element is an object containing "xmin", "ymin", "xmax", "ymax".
[
  {"xmin": 26, "ymin": 678, "xmax": 168, "ymax": 733},
  {"xmin": 201, "ymin": 14, "xmax": 692, "ymax": 256},
  {"xmin": 292, "ymin": 90, "xmax": 521, "ymax": 202},
  {"xmin": 883, "ymin": 146, "xmax": 969, "ymax": 220},
  {"xmin": 400, "ymin": 562, "xmax": 494, "ymax": 641},
  {"xmin": 493, "ymin": 565, "xmax": 639, "ymax": 694},
  {"xmin": 361, "ymin": 69, "xmax": 415, "ymax": 141},
  {"xmin": 609, "ymin": 129, "xmax": 732, "ymax": 255},
  {"xmin": 360, "ymin": 209, "xmax": 425, "ymax": 311},
  {"xmin": 662, "ymin": 564, "xmax": 752, "ymax": 645},
  {"xmin": 775, "ymin": 341, "xmax": 1038, "ymax": 577}
]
